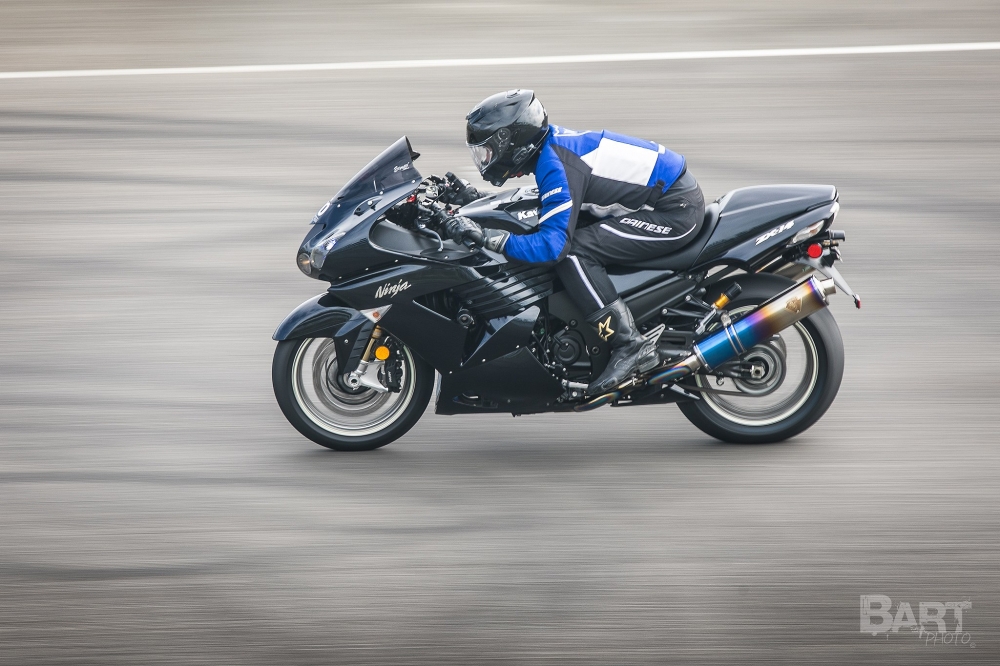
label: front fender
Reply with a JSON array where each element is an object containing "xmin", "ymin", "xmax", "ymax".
[
  {"xmin": 272, "ymin": 293, "xmax": 356, "ymax": 340},
  {"xmin": 273, "ymin": 294, "xmax": 373, "ymax": 376}
]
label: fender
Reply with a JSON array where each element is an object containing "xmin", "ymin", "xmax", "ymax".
[{"xmin": 272, "ymin": 293, "xmax": 373, "ymax": 375}]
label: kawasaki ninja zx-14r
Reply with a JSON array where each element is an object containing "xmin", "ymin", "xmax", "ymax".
[{"xmin": 272, "ymin": 138, "xmax": 860, "ymax": 451}]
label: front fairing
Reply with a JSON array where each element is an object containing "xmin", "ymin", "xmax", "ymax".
[
  {"xmin": 296, "ymin": 136, "xmax": 532, "ymax": 285},
  {"xmin": 300, "ymin": 137, "xmax": 423, "ymax": 280},
  {"xmin": 325, "ymin": 136, "xmax": 421, "ymax": 213}
]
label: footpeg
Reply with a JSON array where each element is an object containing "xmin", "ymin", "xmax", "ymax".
[
  {"xmin": 643, "ymin": 323, "xmax": 666, "ymax": 343},
  {"xmin": 573, "ymin": 375, "xmax": 641, "ymax": 412}
]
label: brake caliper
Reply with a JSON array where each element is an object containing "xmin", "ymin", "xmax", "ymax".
[{"xmin": 382, "ymin": 337, "xmax": 404, "ymax": 393}]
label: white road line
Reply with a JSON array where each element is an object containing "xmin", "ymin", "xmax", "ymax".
[{"xmin": 1, "ymin": 41, "xmax": 998, "ymax": 81}]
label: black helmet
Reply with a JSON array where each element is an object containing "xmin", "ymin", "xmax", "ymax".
[{"xmin": 466, "ymin": 90, "xmax": 549, "ymax": 187}]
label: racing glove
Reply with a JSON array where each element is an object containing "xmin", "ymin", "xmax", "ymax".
[
  {"xmin": 444, "ymin": 216, "xmax": 510, "ymax": 253},
  {"xmin": 442, "ymin": 172, "xmax": 486, "ymax": 206},
  {"xmin": 444, "ymin": 215, "xmax": 485, "ymax": 247}
]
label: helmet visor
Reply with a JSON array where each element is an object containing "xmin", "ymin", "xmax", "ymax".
[{"xmin": 467, "ymin": 141, "xmax": 494, "ymax": 174}]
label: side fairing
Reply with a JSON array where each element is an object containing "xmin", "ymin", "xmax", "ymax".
[{"xmin": 326, "ymin": 263, "xmax": 480, "ymax": 311}]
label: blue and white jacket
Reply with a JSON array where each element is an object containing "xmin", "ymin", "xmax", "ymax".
[{"xmin": 503, "ymin": 125, "xmax": 686, "ymax": 264}]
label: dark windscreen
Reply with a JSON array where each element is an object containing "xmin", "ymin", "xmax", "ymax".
[{"xmin": 334, "ymin": 136, "xmax": 422, "ymax": 203}]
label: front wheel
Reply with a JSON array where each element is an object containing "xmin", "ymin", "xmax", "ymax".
[
  {"xmin": 272, "ymin": 337, "xmax": 434, "ymax": 451},
  {"xmin": 677, "ymin": 275, "xmax": 845, "ymax": 444}
]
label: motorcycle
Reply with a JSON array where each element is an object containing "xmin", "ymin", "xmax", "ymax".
[{"xmin": 272, "ymin": 137, "xmax": 860, "ymax": 451}]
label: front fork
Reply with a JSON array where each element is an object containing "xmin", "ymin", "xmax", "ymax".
[{"xmin": 345, "ymin": 326, "xmax": 391, "ymax": 393}]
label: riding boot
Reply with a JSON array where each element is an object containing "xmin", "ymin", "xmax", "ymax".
[{"xmin": 586, "ymin": 299, "xmax": 659, "ymax": 395}]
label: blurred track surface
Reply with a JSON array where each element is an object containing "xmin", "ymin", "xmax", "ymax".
[{"xmin": 1, "ymin": 2, "xmax": 999, "ymax": 664}]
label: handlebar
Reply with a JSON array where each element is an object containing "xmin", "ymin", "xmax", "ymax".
[
  {"xmin": 415, "ymin": 202, "xmax": 449, "ymax": 229},
  {"xmin": 391, "ymin": 176, "xmax": 484, "ymax": 252}
]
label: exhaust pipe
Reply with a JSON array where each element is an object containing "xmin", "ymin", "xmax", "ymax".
[
  {"xmin": 648, "ymin": 276, "xmax": 836, "ymax": 386},
  {"xmin": 574, "ymin": 277, "xmax": 836, "ymax": 411}
]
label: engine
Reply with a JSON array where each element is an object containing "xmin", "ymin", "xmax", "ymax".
[{"xmin": 552, "ymin": 329, "xmax": 585, "ymax": 366}]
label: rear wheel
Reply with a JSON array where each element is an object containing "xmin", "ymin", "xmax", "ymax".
[
  {"xmin": 272, "ymin": 336, "xmax": 433, "ymax": 451},
  {"xmin": 677, "ymin": 275, "xmax": 844, "ymax": 443}
]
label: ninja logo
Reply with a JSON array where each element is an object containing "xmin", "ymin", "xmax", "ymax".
[{"xmin": 375, "ymin": 279, "xmax": 411, "ymax": 300}]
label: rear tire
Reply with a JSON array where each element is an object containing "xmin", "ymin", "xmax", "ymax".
[
  {"xmin": 677, "ymin": 275, "xmax": 844, "ymax": 444},
  {"xmin": 272, "ymin": 337, "xmax": 434, "ymax": 451}
]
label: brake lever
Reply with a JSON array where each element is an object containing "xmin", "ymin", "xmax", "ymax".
[{"xmin": 414, "ymin": 221, "xmax": 444, "ymax": 252}]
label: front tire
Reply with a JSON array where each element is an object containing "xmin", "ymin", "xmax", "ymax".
[
  {"xmin": 677, "ymin": 275, "xmax": 845, "ymax": 444},
  {"xmin": 272, "ymin": 337, "xmax": 434, "ymax": 451}
]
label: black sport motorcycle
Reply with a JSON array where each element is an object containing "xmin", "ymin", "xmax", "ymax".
[{"xmin": 272, "ymin": 137, "xmax": 860, "ymax": 451}]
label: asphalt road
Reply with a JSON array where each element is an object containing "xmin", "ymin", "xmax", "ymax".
[{"xmin": 2, "ymin": 2, "xmax": 1000, "ymax": 664}]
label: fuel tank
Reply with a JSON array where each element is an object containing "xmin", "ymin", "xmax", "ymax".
[{"xmin": 457, "ymin": 187, "xmax": 542, "ymax": 234}]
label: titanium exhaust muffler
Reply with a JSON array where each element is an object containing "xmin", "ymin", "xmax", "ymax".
[
  {"xmin": 648, "ymin": 276, "xmax": 836, "ymax": 385},
  {"xmin": 575, "ymin": 277, "xmax": 836, "ymax": 411}
]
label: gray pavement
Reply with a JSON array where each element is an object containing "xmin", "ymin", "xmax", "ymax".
[{"xmin": 1, "ymin": 2, "xmax": 999, "ymax": 663}]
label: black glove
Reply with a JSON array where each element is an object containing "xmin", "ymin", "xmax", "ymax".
[
  {"xmin": 442, "ymin": 172, "xmax": 485, "ymax": 206},
  {"xmin": 444, "ymin": 215, "xmax": 485, "ymax": 247}
]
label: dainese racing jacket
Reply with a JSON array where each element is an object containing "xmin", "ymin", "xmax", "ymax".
[{"xmin": 503, "ymin": 125, "xmax": 687, "ymax": 264}]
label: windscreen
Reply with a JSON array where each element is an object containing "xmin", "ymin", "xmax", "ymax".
[{"xmin": 333, "ymin": 136, "xmax": 422, "ymax": 204}]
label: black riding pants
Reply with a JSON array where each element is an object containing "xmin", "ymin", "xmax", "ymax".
[{"xmin": 555, "ymin": 171, "xmax": 706, "ymax": 316}]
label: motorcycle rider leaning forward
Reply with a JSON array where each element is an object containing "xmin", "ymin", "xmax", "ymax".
[{"xmin": 442, "ymin": 89, "xmax": 706, "ymax": 396}]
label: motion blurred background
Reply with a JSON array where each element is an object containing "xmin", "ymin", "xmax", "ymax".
[{"xmin": 1, "ymin": 1, "xmax": 999, "ymax": 663}]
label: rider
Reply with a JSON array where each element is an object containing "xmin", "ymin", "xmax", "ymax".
[{"xmin": 443, "ymin": 89, "xmax": 706, "ymax": 395}]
